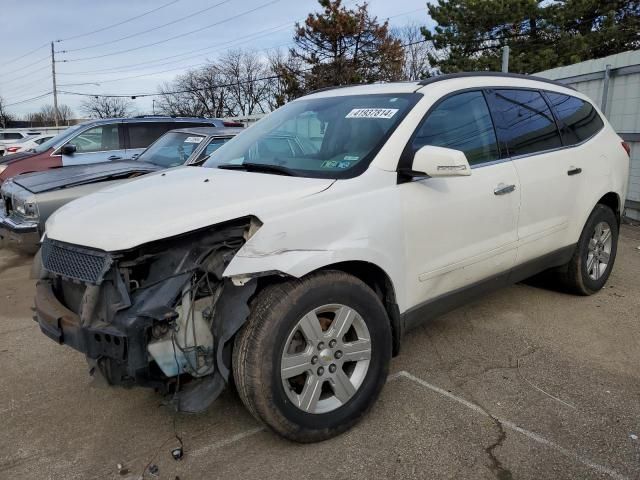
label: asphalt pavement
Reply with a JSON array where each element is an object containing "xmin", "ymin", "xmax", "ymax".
[{"xmin": 1, "ymin": 226, "xmax": 639, "ymax": 479}]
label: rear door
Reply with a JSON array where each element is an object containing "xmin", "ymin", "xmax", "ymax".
[
  {"xmin": 124, "ymin": 122, "xmax": 177, "ymax": 159},
  {"xmin": 399, "ymin": 90, "xmax": 520, "ymax": 312},
  {"xmin": 486, "ymin": 88, "xmax": 573, "ymax": 265},
  {"xmin": 60, "ymin": 122, "xmax": 126, "ymax": 166}
]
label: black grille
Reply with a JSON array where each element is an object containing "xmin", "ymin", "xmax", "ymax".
[{"xmin": 42, "ymin": 239, "xmax": 112, "ymax": 285}]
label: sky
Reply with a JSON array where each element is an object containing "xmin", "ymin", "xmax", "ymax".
[{"xmin": 0, "ymin": 0, "xmax": 435, "ymax": 119}]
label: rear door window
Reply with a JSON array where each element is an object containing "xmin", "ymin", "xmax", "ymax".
[
  {"xmin": 488, "ymin": 89, "xmax": 562, "ymax": 157},
  {"xmin": 411, "ymin": 91, "xmax": 499, "ymax": 165},
  {"xmin": 545, "ymin": 93, "xmax": 604, "ymax": 145},
  {"xmin": 127, "ymin": 122, "xmax": 175, "ymax": 149}
]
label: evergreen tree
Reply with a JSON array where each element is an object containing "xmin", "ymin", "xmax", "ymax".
[
  {"xmin": 423, "ymin": 0, "xmax": 640, "ymax": 74},
  {"xmin": 292, "ymin": 0, "xmax": 404, "ymax": 91}
]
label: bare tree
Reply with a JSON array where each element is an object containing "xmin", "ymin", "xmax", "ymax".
[
  {"xmin": 157, "ymin": 65, "xmax": 228, "ymax": 117},
  {"xmin": 219, "ymin": 50, "xmax": 272, "ymax": 116},
  {"xmin": 25, "ymin": 104, "xmax": 74, "ymax": 126},
  {"xmin": 267, "ymin": 49, "xmax": 306, "ymax": 109},
  {"xmin": 0, "ymin": 96, "xmax": 14, "ymax": 128},
  {"xmin": 157, "ymin": 49, "xmax": 274, "ymax": 118},
  {"xmin": 80, "ymin": 96, "xmax": 133, "ymax": 118},
  {"xmin": 394, "ymin": 23, "xmax": 434, "ymax": 80}
]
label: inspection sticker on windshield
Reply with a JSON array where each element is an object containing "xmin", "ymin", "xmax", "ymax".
[
  {"xmin": 184, "ymin": 136, "xmax": 203, "ymax": 143},
  {"xmin": 346, "ymin": 108, "xmax": 398, "ymax": 119}
]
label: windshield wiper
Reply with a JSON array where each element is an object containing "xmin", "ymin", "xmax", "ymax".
[{"xmin": 217, "ymin": 162, "xmax": 295, "ymax": 176}]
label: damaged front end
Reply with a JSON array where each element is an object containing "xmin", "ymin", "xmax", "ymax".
[{"xmin": 34, "ymin": 217, "xmax": 261, "ymax": 412}]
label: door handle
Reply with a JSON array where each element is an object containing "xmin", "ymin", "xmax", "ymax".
[
  {"xmin": 108, "ymin": 155, "xmax": 122, "ymax": 160},
  {"xmin": 494, "ymin": 183, "xmax": 516, "ymax": 196},
  {"xmin": 567, "ymin": 167, "xmax": 582, "ymax": 176}
]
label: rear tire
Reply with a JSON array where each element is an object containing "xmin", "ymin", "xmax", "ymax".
[
  {"xmin": 232, "ymin": 271, "xmax": 392, "ymax": 442},
  {"xmin": 560, "ymin": 204, "xmax": 618, "ymax": 295}
]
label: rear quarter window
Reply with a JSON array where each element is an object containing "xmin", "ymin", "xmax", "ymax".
[{"xmin": 545, "ymin": 93, "xmax": 604, "ymax": 145}]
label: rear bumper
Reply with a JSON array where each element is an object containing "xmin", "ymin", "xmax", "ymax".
[{"xmin": 0, "ymin": 213, "xmax": 40, "ymax": 250}]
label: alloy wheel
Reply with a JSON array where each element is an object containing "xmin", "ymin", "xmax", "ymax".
[
  {"xmin": 586, "ymin": 221, "xmax": 613, "ymax": 280},
  {"xmin": 280, "ymin": 304, "xmax": 371, "ymax": 414}
]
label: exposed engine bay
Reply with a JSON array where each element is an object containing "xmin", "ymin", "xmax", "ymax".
[{"xmin": 34, "ymin": 217, "xmax": 262, "ymax": 412}]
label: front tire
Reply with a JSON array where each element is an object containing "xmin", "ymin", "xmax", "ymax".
[
  {"xmin": 561, "ymin": 204, "xmax": 619, "ymax": 295},
  {"xmin": 232, "ymin": 271, "xmax": 392, "ymax": 442}
]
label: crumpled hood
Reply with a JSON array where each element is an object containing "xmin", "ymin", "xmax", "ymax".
[
  {"xmin": 46, "ymin": 166, "xmax": 335, "ymax": 251},
  {"xmin": 13, "ymin": 160, "xmax": 160, "ymax": 193}
]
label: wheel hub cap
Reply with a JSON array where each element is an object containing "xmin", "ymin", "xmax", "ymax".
[
  {"xmin": 319, "ymin": 348, "xmax": 333, "ymax": 365},
  {"xmin": 587, "ymin": 221, "xmax": 613, "ymax": 281},
  {"xmin": 280, "ymin": 304, "xmax": 372, "ymax": 414}
]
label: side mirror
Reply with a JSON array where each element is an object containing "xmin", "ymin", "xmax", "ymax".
[
  {"xmin": 408, "ymin": 145, "xmax": 471, "ymax": 178},
  {"xmin": 60, "ymin": 144, "xmax": 76, "ymax": 155}
]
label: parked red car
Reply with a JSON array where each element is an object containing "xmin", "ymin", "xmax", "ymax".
[{"xmin": 0, "ymin": 116, "xmax": 239, "ymax": 184}]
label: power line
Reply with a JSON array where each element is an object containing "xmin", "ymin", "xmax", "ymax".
[
  {"xmin": 0, "ymin": 73, "xmax": 51, "ymax": 96},
  {"xmin": 56, "ymin": 0, "xmax": 180, "ymax": 43},
  {"xmin": 57, "ymin": 22, "xmax": 296, "ymax": 76},
  {"xmin": 1, "ymin": 42, "xmax": 48, "ymax": 66},
  {"xmin": 56, "ymin": 39, "xmax": 434, "ymax": 100},
  {"xmin": 0, "ymin": 54, "xmax": 50, "ymax": 79},
  {"xmin": 60, "ymin": 0, "xmax": 233, "ymax": 53},
  {"xmin": 60, "ymin": 0, "xmax": 281, "ymax": 62},
  {"xmin": 0, "ymin": 64, "xmax": 50, "ymax": 86},
  {"xmin": 4, "ymin": 91, "xmax": 52, "ymax": 107}
]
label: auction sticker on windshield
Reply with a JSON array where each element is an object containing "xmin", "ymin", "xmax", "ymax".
[
  {"xmin": 345, "ymin": 108, "xmax": 398, "ymax": 119},
  {"xmin": 184, "ymin": 136, "xmax": 203, "ymax": 143}
]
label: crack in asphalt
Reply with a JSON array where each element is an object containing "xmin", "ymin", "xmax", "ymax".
[
  {"xmin": 485, "ymin": 416, "xmax": 513, "ymax": 480},
  {"xmin": 426, "ymin": 327, "xmax": 516, "ymax": 480}
]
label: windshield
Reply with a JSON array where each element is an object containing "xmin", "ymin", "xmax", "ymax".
[
  {"xmin": 137, "ymin": 131, "xmax": 207, "ymax": 168},
  {"xmin": 33, "ymin": 124, "xmax": 84, "ymax": 154},
  {"xmin": 203, "ymin": 93, "xmax": 419, "ymax": 178}
]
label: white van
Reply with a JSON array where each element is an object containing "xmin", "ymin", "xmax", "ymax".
[{"xmin": 34, "ymin": 73, "xmax": 630, "ymax": 442}]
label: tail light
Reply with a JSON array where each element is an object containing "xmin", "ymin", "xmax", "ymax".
[
  {"xmin": 6, "ymin": 146, "xmax": 20, "ymax": 153},
  {"xmin": 621, "ymin": 141, "xmax": 631, "ymax": 157},
  {"xmin": 223, "ymin": 121, "xmax": 245, "ymax": 128}
]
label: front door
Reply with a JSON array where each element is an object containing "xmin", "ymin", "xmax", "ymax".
[
  {"xmin": 61, "ymin": 123, "xmax": 125, "ymax": 166},
  {"xmin": 399, "ymin": 91, "xmax": 520, "ymax": 313}
]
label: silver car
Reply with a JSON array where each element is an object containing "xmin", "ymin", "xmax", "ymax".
[{"xmin": 0, "ymin": 127, "xmax": 240, "ymax": 251}]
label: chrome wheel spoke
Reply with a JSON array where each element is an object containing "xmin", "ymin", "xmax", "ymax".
[
  {"xmin": 341, "ymin": 339, "xmax": 372, "ymax": 362},
  {"xmin": 299, "ymin": 311, "xmax": 324, "ymax": 344},
  {"xmin": 331, "ymin": 370, "xmax": 356, "ymax": 404},
  {"xmin": 332, "ymin": 306, "xmax": 355, "ymax": 339},
  {"xmin": 281, "ymin": 351, "xmax": 313, "ymax": 379},
  {"xmin": 299, "ymin": 376, "xmax": 323, "ymax": 412},
  {"xmin": 586, "ymin": 254, "xmax": 596, "ymax": 274},
  {"xmin": 600, "ymin": 228, "xmax": 611, "ymax": 245},
  {"xmin": 600, "ymin": 251, "xmax": 610, "ymax": 263}
]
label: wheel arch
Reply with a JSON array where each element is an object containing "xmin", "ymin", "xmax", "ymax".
[
  {"xmin": 251, "ymin": 260, "xmax": 402, "ymax": 356},
  {"xmin": 597, "ymin": 192, "xmax": 621, "ymax": 225},
  {"xmin": 313, "ymin": 261, "xmax": 402, "ymax": 357}
]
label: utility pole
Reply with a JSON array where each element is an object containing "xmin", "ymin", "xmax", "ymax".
[
  {"xmin": 50, "ymin": 41, "xmax": 59, "ymax": 127},
  {"xmin": 501, "ymin": 46, "xmax": 510, "ymax": 73}
]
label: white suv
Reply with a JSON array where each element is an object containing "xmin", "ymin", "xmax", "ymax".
[{"xmin": 34, "ymin": 73, "xmax": 629, "ymax": 442}]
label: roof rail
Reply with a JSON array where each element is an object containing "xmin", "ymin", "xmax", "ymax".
[{"xmin": 417, "ymin": 72, "xmax": 575, "ymax": 90}]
